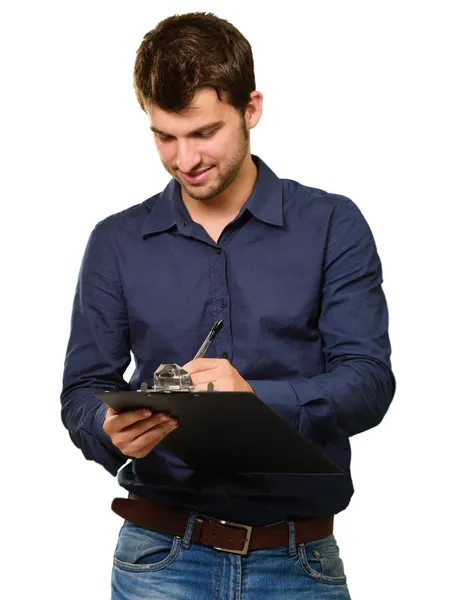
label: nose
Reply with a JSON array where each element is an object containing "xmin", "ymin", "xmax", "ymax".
[{"xmin": 176, "ymin": 140, "xmax": 201, "ymax": 174}]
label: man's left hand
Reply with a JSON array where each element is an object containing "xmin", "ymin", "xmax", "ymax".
[{"xmin": 182, "ymin": 358, "xmax": 255, "ymax": 393}]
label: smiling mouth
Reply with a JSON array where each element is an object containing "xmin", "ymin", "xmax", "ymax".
[
  {"xmin": 180, "ymin": 166, "xmax": 214, "ymax": 184},
  {"xmin": 183, "ymin": 167, "xmax": 211, "ymax": 175}
]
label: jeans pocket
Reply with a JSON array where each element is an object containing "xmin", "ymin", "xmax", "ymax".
[
  {"xmin": 113, "ymin": 521, "xmax": 182, "ymax": 573},
  {"xmin": 297, "ymin": 534, "xmax": 347, "ymax": 585}
]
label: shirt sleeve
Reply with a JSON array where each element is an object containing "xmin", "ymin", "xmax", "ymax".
[
  {"xmin": 247, "ymin": 197, "xmax": 396, "ymax": 444},
  {"xmin": 60, "ymin": 221, "xmax": 131, "ymax": 476}
]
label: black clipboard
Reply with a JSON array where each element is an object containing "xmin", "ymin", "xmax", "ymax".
[{"xmin": 95, "ymin": 390, "xmax": 343, "ymax": 476}]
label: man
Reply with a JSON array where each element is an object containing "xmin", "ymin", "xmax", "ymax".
[{"xmin": 61, "ymin": 11, "xmax": 395, "ymax": 599}]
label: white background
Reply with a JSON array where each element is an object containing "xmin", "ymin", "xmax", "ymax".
[{"xmin": 1, "ymin": 1, "xmax": 460, "ymax": 598}]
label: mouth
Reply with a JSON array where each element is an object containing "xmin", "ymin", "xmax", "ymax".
[{"xmin": 180, "ymin": 166, "xmax": 214, "ymax": 184}]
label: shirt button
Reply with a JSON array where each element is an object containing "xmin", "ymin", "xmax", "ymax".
[
  {"xmin": 219, "ymin": 299, "xmax": 227, "ymax": 308},
  {"xmin": 216, "ymin": 248, "xmax": 222, "ymax": 254},
  {"xmin": 221, "ymin": 352, "xmax": 228, "ymax": 359}
]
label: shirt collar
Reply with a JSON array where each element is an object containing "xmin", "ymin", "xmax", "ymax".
[
  {"xmin": 141, "ymin": 178, "xmax": 179, "ymax": 237},
  {"xmin": 243, "ymin": 155, "xmax": 284, "ymax": 226},
  {"xmin": 141, "ymin": 154, "xmax": 284, "ymax": 238}
]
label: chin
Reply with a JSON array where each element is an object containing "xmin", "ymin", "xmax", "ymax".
[{"xmin": 186, "ymin": 189, "xmax": 217, "ymax": 201}]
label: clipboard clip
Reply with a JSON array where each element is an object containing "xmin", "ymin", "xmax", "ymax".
[
  {"xmin": 138, "ymin": 363, "xmax": 194, "ymax": 393},
  {"xmin": 138, "ymin": 363, "xmax": 215, "ymax": 393}
]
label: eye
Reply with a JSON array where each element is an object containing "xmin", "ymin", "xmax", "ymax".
[
  {"xmin": 155, "ymin": 133, "xmax": 172, "ymax": 143},
  {"xmin": 196, "ymin": 131, "xmax": 215, "ymax": 138},
  {"xmin": 154, "ymin": 130, "xmax": 216, "ymax": 142}
]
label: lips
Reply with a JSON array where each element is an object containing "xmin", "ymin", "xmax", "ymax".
[{"xmin": 180, "ymin": 166, "xmax": 214, "ymax": 184}]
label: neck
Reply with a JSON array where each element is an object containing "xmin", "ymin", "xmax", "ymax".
[{"xmin": 181, "ymin": 154, "xmax": 258, "ymax": 225}]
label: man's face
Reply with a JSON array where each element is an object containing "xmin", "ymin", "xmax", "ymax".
[{"xmin": 148, "ymin": 88, "xmax": 250, "ymax": 201}]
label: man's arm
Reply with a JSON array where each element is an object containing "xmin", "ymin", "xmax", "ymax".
[
  {"xmin": 60, "ymin": 221, "xmax": 131, "ymax": 476},
  {"xmin": 249, "ymin": 197, "xmax": 396, "ymax": 443}
]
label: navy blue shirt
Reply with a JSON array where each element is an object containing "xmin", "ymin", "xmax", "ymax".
[{"xmin": 61, "ymin": 155, "xmax": 395, "ymax": 526}]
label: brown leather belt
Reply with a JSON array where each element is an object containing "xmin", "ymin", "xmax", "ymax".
[{"xmin": 111, "ymin": 493, "xmax": 334, "ymax": 555}]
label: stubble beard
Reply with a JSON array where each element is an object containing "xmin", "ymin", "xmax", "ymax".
[{"xmin": 165, "ymin": 120, "xmax": 250, "ymax": 202}]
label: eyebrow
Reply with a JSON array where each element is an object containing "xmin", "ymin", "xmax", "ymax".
[{"xmin": 149, "ymin": 120, "xmax": 225, "ymax": 136}]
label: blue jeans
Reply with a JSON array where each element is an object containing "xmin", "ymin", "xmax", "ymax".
[{"xmin": 111, "ymin": 512, "xmax": 351, "ymax": 599}]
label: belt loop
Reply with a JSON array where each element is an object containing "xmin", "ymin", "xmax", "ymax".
[
  {"xmin": 181, "ymin": 511, "xmax": 198, "ymax": 549},
  {"xmin": 288, "ymin": 521, "xmax": 297, "ymax": 556}
]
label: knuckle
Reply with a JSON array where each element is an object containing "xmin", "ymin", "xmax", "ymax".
[
  {"xmin": 163, "ymin": 423, "xmax": 175, "ymax": 435},
  {"xmin": 127, "ymin": 450, "xmax": 141, "ymax": 458},
  {"xmin": 133, "ymin": 447, "xmax": 148, "ymax": 458},
  {"xmin": 114, "ymin": 438, "xmax": 125, "ymax": 452},
  {"xmin": 123, "ymin": 441, "xmax": 141, "ymax": 457}
]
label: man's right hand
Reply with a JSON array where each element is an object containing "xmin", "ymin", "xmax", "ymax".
[{"xmin": 103, "ymin": 407, "xmax": 178, "ymax": 458}]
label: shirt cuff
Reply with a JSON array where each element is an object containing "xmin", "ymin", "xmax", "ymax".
[
  {"xmin": 246, "ymin": 380, "xmax": 301, "ymax": 432},
  {"xmin": 93, "ymin": 403, "xmax": 129, "ymax": 468}
]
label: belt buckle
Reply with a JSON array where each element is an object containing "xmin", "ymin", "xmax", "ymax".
[{"xmin": 212, "ymin": 519, "xmax": 253, "ymax": 555}]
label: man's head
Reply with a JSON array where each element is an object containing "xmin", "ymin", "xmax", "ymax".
[{"xmin": 133, "ymin": 12, "xmax": 262, "ymax": 202}]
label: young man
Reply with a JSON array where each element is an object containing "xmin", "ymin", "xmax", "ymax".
[{"xmin": 61, "ymin": 11, "xmax": 395, "ymax": 599}]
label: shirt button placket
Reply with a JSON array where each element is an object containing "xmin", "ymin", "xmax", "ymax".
[{"xmin": 212, "ymin": 248, "xmax": 231, "ymax": 360}]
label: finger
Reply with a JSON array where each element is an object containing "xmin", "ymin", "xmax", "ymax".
[
  {"xmin": 126, "ymin": 420, "xmax": 178, "ymax": 456},
  {"xmin": 182, "ymin": 358, "xmax": 225, "ymax": 374},
  {"xmin": 104, "ymin": 407, "xmax": 156, "ymax": 434},
  {"xmin": 118, "ymin": 412, "xmax": 176, "ymax": 441},
  {"xmin": 190, "ymin": 370, "xmax": 220, "ymax": 386},
  {"xmin": 132, "ymin": 419, "xmax": 178, "ymax": 444}
]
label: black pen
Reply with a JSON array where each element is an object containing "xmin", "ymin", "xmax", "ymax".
[{"xmin": 193, "ymin": 320, "xmax": 223, "ymax": 360}]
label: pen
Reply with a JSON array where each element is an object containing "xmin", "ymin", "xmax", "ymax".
[{"xmin": 193, "ymin": 319, "xmax": 224, "ymax": 360}]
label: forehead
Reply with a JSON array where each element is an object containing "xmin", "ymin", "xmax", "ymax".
[{"xmin": 148, "ymin": 88, "xmax": 236, "ymax": 133}]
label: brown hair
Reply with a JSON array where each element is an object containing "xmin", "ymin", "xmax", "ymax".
[{"xmin": 133, "ymin": 12, "xmax": 256, "ymax": 115}]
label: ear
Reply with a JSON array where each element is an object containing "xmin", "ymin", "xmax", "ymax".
[{"xmin": 245, "ymin": 91, "xmax": 263, "ymax": 130}]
